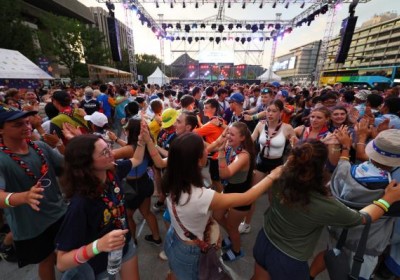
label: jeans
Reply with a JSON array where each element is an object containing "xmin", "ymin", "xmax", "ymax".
[{"xmin": 164, "ymin": 227, "xmax": 201, "ymax": 280}]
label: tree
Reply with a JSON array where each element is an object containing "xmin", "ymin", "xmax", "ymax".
[
  {"xmin": 38, "ymin": 14, "xmax": 83, "ymax": 82},
  {"xmin": 135, "ymin": 54, "xmax": 163, "ymax": 82},
  {"xmin": 0, "ymin": 0, "xmax": 37, "ymax": 61},
  {"xmin": 80, "ymin": 26, "xmax": 110, "ymax": 66}
]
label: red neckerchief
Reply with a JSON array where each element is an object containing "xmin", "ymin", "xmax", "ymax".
[
  {"xmin": 304, "ymin": 125, "xmax": 329, "ymax": 140},
  {"xmin": 59, "ymin": 106, "xmax": 74, "ymax": 118},
  {"xmin": 225, "ymin": 145, "xmax": 243, "ymax": 165},
  {"xmin": 100, "ymin": 170, "xmax": 125, "ymax": 229},
  {"xmin": 0, "ymin": 139, "xmax": 48, "ymax": 180},
  {"xmin": 263, "ymin": 121, "xmax": 283, "ymax": 157}
]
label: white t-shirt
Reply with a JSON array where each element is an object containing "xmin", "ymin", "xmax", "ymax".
[{"xmin": 167, "ymin": 186, "xmax": 215, "ymax": 241}]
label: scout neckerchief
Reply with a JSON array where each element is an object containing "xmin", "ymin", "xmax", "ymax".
[
  {"xmin": 221, "ymin": 145, "xmax": 243, "ymax": 186},
  {"xmin": 59, "ymin": 106, "xmax": 74, "ymax": 118},
  {"xmin": 303, "ymin": 125, "xmax": 329, "ymax": 141},
  {"xmin": 261, "ymin": 120, "xmax": 283, "ymax": 158},
  {"xmin": 0, "ymin": 139, "xmax": 48, "ymax": 180},
  {"xmin": 100, "ymin": 170, "xmax": 125, "ymax": 229}
]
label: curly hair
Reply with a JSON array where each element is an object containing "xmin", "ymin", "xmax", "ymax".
[
  {"xmin": 277, "ymin": 140, "xmax": 329, "ymax": 206},
  {"xmin": 60, "ymin": 134, "xmax": 103, "ymax": 199}
]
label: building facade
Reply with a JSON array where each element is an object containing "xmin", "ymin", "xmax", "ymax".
[
  {"xmin": 323, "ymin": 12, "xmax": 400, "ymax": 70},
  {"xmin": 274, "ymin": 40, "xmax": 321, "ymax": 85}
]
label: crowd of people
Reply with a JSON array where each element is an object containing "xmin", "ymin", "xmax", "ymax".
[{"xmin": 0, "ymin": 81, "xmax": 400, "ymax": 279}]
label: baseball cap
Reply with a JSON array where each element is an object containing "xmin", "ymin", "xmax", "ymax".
[
  {"xmin": 229, "ymin": 93, "xmax": 244, "ymax": 104},
  {"xmin": 365, "ymin": 129, "xmax": 400, "ymax": 167},
  {"xmin": 84, "ymin": 112, "xmax": 108, "ymax": 128},
  {"xmin": 278, "ymin": 90, "xmax": 289, "ymax": 98},
  {"xmin": 161, "ymin": 108, "xmax": 179, "ymax": 128},
  {"xmin": 271, "ymin": 81, "xmax": 280, "ymax": 88},
  {"xmin": 0, "ymin": 107, "xmax": 37, "ymax": 126}
]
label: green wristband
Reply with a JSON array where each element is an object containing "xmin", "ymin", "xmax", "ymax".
[
  {"xmin": 378, "ymin": 198, "xmax": 390, "ymax": 209},
  {"xmin": 92, "ymin": 240, "xmax": 100, "ymax": 255}
]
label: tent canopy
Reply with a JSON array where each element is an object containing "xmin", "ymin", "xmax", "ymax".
[
  {"xmin": 147, "ymin": 67, "xmax": 169, "ymax": 85},
  {"xmin": 0, "ymin": 48, "xmax": 53, "ymax": 79},
  {"xmin": 257, "ymin": 70, "xmax": 281, "ymax": 83}
]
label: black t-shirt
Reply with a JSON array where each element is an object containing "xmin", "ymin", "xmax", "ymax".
[
  {"xmin": 55, "ymin": 160, "xmax": 132, "ymax": 275},
  {"xmin": 80, "ymin": 99, "xmax": 101, "ymax": 116}
]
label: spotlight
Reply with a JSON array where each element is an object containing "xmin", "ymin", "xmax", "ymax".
[
  {"xmin": 259, "ymin": 2, "xmax": 263, "ymax": 9},
  {"xmin": 235, "ymin": 37, "xmax": 240, "ymax": 42},
  {"xmin": 240, "ymin": 37, "xmax": 246, "ymax": 44},
  {"xmin": 218, "ymin": 24, "xmax": 224, "ymax": 33},
  {"xmin": 275, "ymin": 23, "xmax": 281, "ymax": 29},
  {"xmin": 192, "ymin": 23, "xmax": 197, "ymax": 28},
  {"xmin": 200, "ymin": 23, "xmax": 206, "ymax": 28},
  {"xmin": 170, "ymin": 1, "xmax": 173, "ymax": 8},
  {"xmin": 247, "ymin": 37, "xmax": 251, "ymax": 42},
  {"xmin": 251, "ymin": 24, "xmax": 258, "ymax": 33},
  {"xmin": 184, "ymin": 24, "xmax": 190, "ymax": 32},
  {"xmin": 183, "ymin": 1, "xmax": 186, "ymax": 8},
  {"xmin": 228, "ymin": 23, "xmax": 233, "ymax": 30},
  {"xmin": 211, "ymin": 24, "xmax": 217, "ymax": 30},
  {"xmin": 216, "ymin": 37, "xmax": 221, "ymax": 44},
  {"xmin": 214, "ymin": 2, "xmax": 217, "ymax": 8},
  {"xmin": 236, "ymin": 23, "xmax": 242, "ymax": 29},
  {"xmin": 188, "ymin": 37, "xmax": 193, "ymax": 43},
  {"xmin": 176, "ymin": 36, "xmax": 180, "ymax": 40},
  {"xmin": 195, "ymin": 37, "xmax": 199, "ymax": 42},
  {"xmin": 285, "ymin": 1, "xmax": 289, "ymax": 9},
  {"xmin": 272, "ymin": 1, "xmax": 277, "ymax": 8},
  {"xmin": 156, "ymin": 1, "xmax": 159, "ymax": 8},
  {"xmin": 259, "ymin": 23, "xmax": 265, "ymax": 30},
  {"xmin": 228, "ymin": 1, "xmax": 231, "ymax": 8},
  {"xmin": 200, "ymin": 37, "xmax": 205, "ymax": 40},
  {"xmin": 209, "ymin": 37, "xmax": 214, "ymax": 42},
  {"xmin": 245, "ymin": 24, "xmax": 251, "ymax": 30},
  {"xmin": 176, "ymin": 23, "xmax": 181, "ymax": 29},
  {"xmin": 195, "ymin": 2, "xmax": 198, "ymax": 8},
  {"xmin": 242, "ymin": 2, "xmax": 245, "ymax": 9},
  {"xmin": 300, "ymin": 1, "xmax": 305, "ymax": 8}
]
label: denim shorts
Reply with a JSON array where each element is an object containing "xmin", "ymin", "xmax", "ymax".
[
  {"xmin": 253, "ymin": 229, "xmax": 310, "ymax": 280},
  {"xmin": 164, "ymin": 227, "xmax": 201, "ymax": 280}
]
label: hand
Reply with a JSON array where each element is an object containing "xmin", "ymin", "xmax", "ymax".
[
  {"xmin": 139, "ymin": 121, "xmax": 151, "ymax": 143},
  {"xmin": 320, "ymin": 132, "xmax": 339, "ymax": 145},
  {"xmin": 355, "ymin": 118, "xmax": 371, "ymax": 140},
  {"xmin": 383, "ymin": 180, "xmax": 400, "ymax": 205},
  {"xmin": 76, "ymin": 108, "xmax": 86, "ymax": 117},
  {"xmin": 29, "ymin": 114, "xmax": 43, "ymax": 130},
  {"xmin": 377, "ymin": 118, "xmax": 393, "ymax": 133},
  {"xmin": 25, "ymin": 182, "xmax": 44, "ymax": 211},
  {"xmin": 62, "ymin": 123, "xmax": 82, "ymax": 140},
  {"xmin": 97, "ymin": 229, "xmax": 129, "ymax": 253},
  {"xmin": 334, "ymin": 125, "xmax": 351, "ymax": 147},
  {"xmin": 107, "ymin": 131, "xmax": 117, "ymax": 142},
  {"xmin": 43, "ymin": 132, "xmax": 60, "ymax": 148},
  {"xmin": 210, "ymin": 118, "xmax": 220, "ymax": 127},
  {"xmin": 243, "ymin": 114, "xmax": 253, "ymax": 121},
  {"xmin": 348, "ymin": 107, "xmax": 360, "ymax": 124},
  {"xmin": 268, "ymin": 166, "xmax": 283, "ymax": 181},
  {"xmin": 290, "ymin": 135, "xmax": 298, "ymax": 148}
]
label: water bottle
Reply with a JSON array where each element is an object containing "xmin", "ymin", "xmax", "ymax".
[{"xmin": 107, "ymin": 218, "xmax": 126, "ymax": 275}]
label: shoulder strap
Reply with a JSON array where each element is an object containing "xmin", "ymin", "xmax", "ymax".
[
  {"xmin": 170, "ymin": 198, "xmax": 210, "ymax": 251},
  {"xmin": 348, "ymin": 213, "xmax": 372, "ymax": 280},
  {"xmin": 335, "ymin": 228, "xmax": 348, "ymax": 250}
]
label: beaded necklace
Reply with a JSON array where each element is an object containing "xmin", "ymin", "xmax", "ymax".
[
  {"xmin": 100, "ymin": 171, "xmax": 125, "ymax": 229},
  {"xmin": 0, "ymin": 139, "xmax": 48, "ymax": 180}
]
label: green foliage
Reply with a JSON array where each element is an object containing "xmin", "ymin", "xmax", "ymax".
[
  {"xmin": 80, "ymin": 26, "xmax": 110, "ymax": 66},
  {"xmin": 38, "ymin": 13, "xmax": 83, "ymax": 82},
  {"xmin": 135, "ymin": 54, "xmax": 162, "ymax": 82},
  {"xmin": 0, "ymin": 0, "xmax": 37, "ymax": 61}
]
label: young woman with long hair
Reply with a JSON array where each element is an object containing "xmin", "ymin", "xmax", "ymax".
[
  {"xmin": 252, "ymin": 140, "xmax": 400, "ymax": 280},
  {"xmin": 160, "ymin": 132, "xmax": 280, "ymax": 280},
  {"xmin": 55, "ymin": 129, "xmax": 150, "ymax": 279},
  {"xmin": 213, "ymin": 122, "xmax": 256, "ymax": 261}
]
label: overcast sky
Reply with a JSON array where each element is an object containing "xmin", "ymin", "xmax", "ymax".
[{"xmin": 79, "ymin": 0, "xmax": 400, "ymax": 67}]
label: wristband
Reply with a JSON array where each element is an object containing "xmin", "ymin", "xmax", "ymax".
[
  {"xmin": 92, "ymin": 240, "xmax": 100, "ymax": 255},
  {"xmin": 378, "ymin": 198, "xmax": 391, "ymax": 209},
  {"xmin": 5, "ymin": 193, "xmax": 15, "ymax": 207},
  {"xmin": 339, "ymin": 156, "xmax": 350, "ymax": 161},
  {"xmin": 137, "ymin": 142, "xmax": 144, "ymax": 147},
  {"xmin": 373, "ymin": 200, "xmax": 388, "ymax": 212},
  {"xmin": 341, "ymin": 145, "xmax": 350, "ymax": 150},
  {"xmin": 74, "ymin": 248, "xmax": 86, "ymax": 264},
  {"xmin": 356, "ymin": 142, "xmax": 366, "ymax": 145},
  {"xmin": 82, "ymin": 245, "xmax": 90, "ymax": 260}
]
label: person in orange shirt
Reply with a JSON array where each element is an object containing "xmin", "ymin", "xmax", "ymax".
[
  {"xmin": 193, "ymin": 98, "xmax": 225, "ymax": 192},
  {"xmin": 276, "ymin": 90, "xmax": 294, "ymax": 124}
]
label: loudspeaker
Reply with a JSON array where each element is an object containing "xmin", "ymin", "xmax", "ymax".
[
  {"xmin": 107, "ymin": 17, "xmax": 122, "ymax": 62},
  {"xmin": 335, "ymin": 16, "xmax": 358, "ymax": 64}
]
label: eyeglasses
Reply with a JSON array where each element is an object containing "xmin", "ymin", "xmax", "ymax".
[{"xmin": 98, "ymin": 144, "xmax": 113, "ymax": 158}]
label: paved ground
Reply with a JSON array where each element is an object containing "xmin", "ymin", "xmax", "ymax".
[{"xmin": 0, "ymin": 193, "xmax": 392, "ymax": 280}]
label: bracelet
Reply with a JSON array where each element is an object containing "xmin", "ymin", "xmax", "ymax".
[
  {"xmin": 331, "ymin": 147, "xmax": 341, "ymax": 152},
  {"xmin": 356, "ymin": 142, "xmax": 366, "ymax": 145},
  {"xmin": 373, "ymin": 200, "xmax": 388, "ymax": 212},
  {"xmin": 82, "ymin": 245, "xmax": 90, "ymax": 260},
  {"xmin": 339, "ymin": 156, "xmax": 350, "ymax": 161},
  {"xmin": 341, "ymin": 145, "xmax": 350, "ymax": 150},
  {"xmin": 137, "ymin": 142, "xmax": 145, "ymax": 147},
  {"xmin": 74, "ymin": 247, "xmax": 86, "ymax": 264},
  {"xmin": 5, "ymin": 193, "xmax": 15, "ymax": 207},
  {"xmin": 378, "ymin": 198, "xmax": 391, "ymax": 209},
  {"xmin": 92, "ymin": 240, "xmax": 100, "ymax": 255},
  {"xmin": 115, "ymin": 138, "xmax": 120, "ymax": 142}
]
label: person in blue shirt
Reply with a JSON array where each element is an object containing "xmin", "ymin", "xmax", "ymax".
[{"xmin": 97, "ymin": 84, "xmax": 112, "ymax": 122}]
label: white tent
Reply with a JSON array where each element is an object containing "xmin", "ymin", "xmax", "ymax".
[
  {"xmin": 0, "ymin": 48, "xmax": 53, "ymax": 79},
  {"xmin": 147, "ymin": 67, "xmax": 169, "ymax": 85},
  {"xmin": 257, "ymin": 70, "xmax": 281, "ymax": 83}
]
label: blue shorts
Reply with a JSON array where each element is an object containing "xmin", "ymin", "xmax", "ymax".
[
  {"xmin": 164, "ymin": 227, "xmax": 201, "ymax": 280},
  {"xmin": 253, "ymin": 229, "xmax": 310, "ymax": 280}
]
